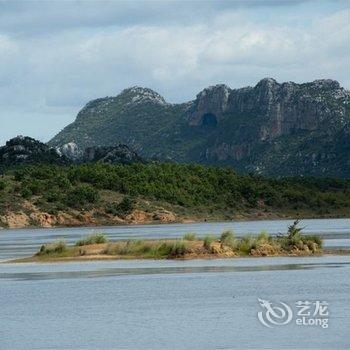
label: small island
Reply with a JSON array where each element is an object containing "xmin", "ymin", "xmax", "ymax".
[{"xmin": 13, "ymin": 221, "xmax": 324, "ymax": 263}]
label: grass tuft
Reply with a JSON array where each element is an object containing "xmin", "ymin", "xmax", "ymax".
[
  {"xmin": 203, "ymin": 234, "xmax": 216, "ymax": 250},
  {"xmin": 38, "ymin": 240, "xmax": 67, "ymax": 255},
  {"xmin": 76, "ymin": 233, "xmax": 108, "ymax": 246},
  {"xmin": 236, "ymin": 236, "xmax": 257, "ymax": 255},
  {"xmin": 220, "ymin": 230, "xmax": 236, "ymax": 248},
  {"xmin": 183, "ymin": 232, "xmax": 196, "ymax": 241}
]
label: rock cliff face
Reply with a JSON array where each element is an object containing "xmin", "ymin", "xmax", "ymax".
[
  {"xmin": 49, "ymin": 79, "xmax": 350, "ymax": 177},
  {"xmin": 188, "ymin": 78, "xmax": 348, "ymax": 138},
  {"xmin": 0, "ymin": 136, "xmax": 69, "ymax": 167}
]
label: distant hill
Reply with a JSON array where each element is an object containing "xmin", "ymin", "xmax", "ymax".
[
  {"xmin": 49, "ymin": 79, "xmax": 350, "ymax": 177},
  {"xmin": 0, "ymin": 136, "xmax": 69, "ymax": 167},
  {"xmin": 0, "ymin": 136, "xmax": 143, "ymax": 167}
]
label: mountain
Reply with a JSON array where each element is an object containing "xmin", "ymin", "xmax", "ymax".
[
  {"xmin": 49, "ymin": 79, "xmax": 350, "ymax": 177},
  {"xmin": 0, "ymin": 136, "xmax": 69, "ymax": 167}
]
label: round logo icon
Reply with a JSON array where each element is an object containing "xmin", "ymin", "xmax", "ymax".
[{"xmin": 258, "ymin": 298, "xmax": 293, "ymax": 328}]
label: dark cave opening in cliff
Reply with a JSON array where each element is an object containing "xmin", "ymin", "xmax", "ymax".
[{"xmin": 201, "ymin": 113, "xmax": 218, "ymax": 127}]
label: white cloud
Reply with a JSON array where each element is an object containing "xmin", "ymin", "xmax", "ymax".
[{"xmin": 0, "ymin": 1, "xmax": 349, "ymax": 144}]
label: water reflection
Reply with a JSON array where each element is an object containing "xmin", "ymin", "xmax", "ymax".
[{"xmin": 2, "ymin": 259, "xmax": 349, "ymax": 281}]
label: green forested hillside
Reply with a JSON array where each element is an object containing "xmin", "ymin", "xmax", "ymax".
[{"xmin": 2, "ymin": 162, "xmax": 350, "ymax": 221}]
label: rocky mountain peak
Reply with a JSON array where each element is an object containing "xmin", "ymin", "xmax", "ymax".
[
  {"xmin": 255, "ymin": 77, "xmax": 278, "ymax": 88},
  {"xmin": 120, "ymin": 86, "xmax": 167, "ymax": 105},
  {"xmin": 188, "ymin": 84, "xmax": 231, "ymax": 125},
  {"xmin": 197, "ymin": 84, "xmax": 231, "ymax": 97},
  {"xmin": 311, "ymin": 79, "xmax": 340, "ymax": 90},
  {"xmin": 254, "ymin": 78, "xmax": 280, "ymax": 100}
]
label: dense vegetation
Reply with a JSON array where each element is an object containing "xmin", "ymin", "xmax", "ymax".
[{"xmin": 1, "ymin": 162, "xmax": 350, "ymax": 219}]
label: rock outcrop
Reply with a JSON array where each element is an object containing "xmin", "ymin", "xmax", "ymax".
[
  {"xmin": 0, "ymin": 212, "xmax": 30, "ymax": 228},
  {"xmin": 56, "ymin": 142, "xmax": 82, "ymax": 161},
  {"xmin": 83, "ymin": 144, "xmax": 143, "ymax": 164},
  {"xmin": 120, "ymin": 86, "xmax": 168, "ymax": 106},
  {"xmin": 0, "ymin": 207, "xmax": 178, "ymax": 229},
  {"xmin": 0, "ymin": 136, "xmax": 70, "ymax": 167}
]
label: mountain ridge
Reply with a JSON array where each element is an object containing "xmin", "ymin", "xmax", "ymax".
[{"xmin": 49, "ymin": 78, "xmax": 350, "ymax": 177}]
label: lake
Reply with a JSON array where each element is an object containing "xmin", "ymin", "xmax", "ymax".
[{"xmin": 1, "ymin": 219, "xmax": 350, "ymax": 349}]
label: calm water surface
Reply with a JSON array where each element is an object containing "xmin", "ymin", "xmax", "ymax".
[{"xmin": 1, "ymin": 219, "xmax": 350, "ymax": 349}]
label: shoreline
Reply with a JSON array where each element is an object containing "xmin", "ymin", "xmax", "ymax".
[
  {"xmin": 8, "ymin": 248, "xmax": 350, "ymax": 264},
  {"xmin": 2, "ymin": 213, "xmax": 350, "ymax": 231}
]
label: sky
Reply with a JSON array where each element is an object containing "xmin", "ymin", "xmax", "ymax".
[{"xmin": 0, "ymin": 0, "xmax": 350, "ymax": 145}]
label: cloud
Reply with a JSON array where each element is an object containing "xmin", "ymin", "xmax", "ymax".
[
  {"xmin": 0, "ymin": 1, "xmax": 310, "ymax": 36},
  {"xmin": 0, "ymin": 0, "xmax": 349, "ymax": 145}
]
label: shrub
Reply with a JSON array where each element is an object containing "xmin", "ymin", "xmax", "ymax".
[
  {"xmin": 20, "ymin": 179, "xmax": 47, "ymax": 198},
  {"xmin": 275, "ymin": 221, "xmax": 322, "ymax": 253},
  {"xmin": 117, "ymin": 196, "xmax": 135, "ymax": 214},
  {"xmin": 14, "ymin": 169, "xmax": 26, "ymax": 181},
  {"xmin": 237, "ymin": 236, "xmax": 257, "ymax": 255},
  {"xmin": 52, "ymin": 175, "xmax": 71, "ymax": 190},
  {"xmin": 152, "ymin": 242, "xmax": 172, "ymax": 257},
  {"xmin": 45, "ymin": 189, "xmax": 64, "ymax": 203},
  {"xmin": 21, "ymin": 179, "xmax": 46, "ymax": 196},
  {"xmin": 183, "ymin": 232, "xmax": 196, "ymax": 241},
  {"xmin": 106, "ymin": 196, "xmax": 135, "ymax": 216},
  {"xmin": 65, "ymin": 184, "xmax": 99, "ymax": 207},
  {"xmin": 169, "ymin": 240, "xmax": 189, "ymax": 257},
  {"xmin": 0, "ymin": 180, "xmax": 5, "ymax": 191},
  {"xmin": 287, "ymin": 219, "xmax": 303, "ymax": 239},
  {"xmin": 203, "ymin": 235, "xmax": 216, "ymax": 250},
  {"xmin": 136, "ymin": 240, "xmax": 190, "ymax": 258},
  {"xmin": 38, "ymin": 240, "xmax": 67, "ymax": 255},
  {"xmin": 220, "ymin": 230, "xmax": 235, "ymax": 248},
  {"xmin": 279, "ymin": 219, "xmax": 305, "ymax": 249},
  {"xmin": 257, "ymin": 230, "xmax": 270, "ymax": 243},
  {"xmin": 76, "ymin": 233, "xmax": 108, "ymax": 246},
  {"xmin": 20, "ymin": 186, "xmax": 32, "ymax": 198},
  {"xmin": 105, "ymin": 202, "xmax": 119, "ymax": 215},
  {"xmin": 306, "ymin": 235, "xmax": 323, "ymax": 248}
]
